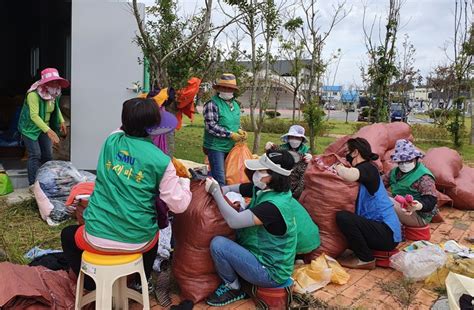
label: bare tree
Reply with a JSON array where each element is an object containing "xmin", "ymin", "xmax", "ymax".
[
  {"xmin": 362, "ymin": 0, "xmax": 404, "ymax": 122},
  {"xmin": 297, "ymin": 0, "xmax": 350, "ymax": 152}
]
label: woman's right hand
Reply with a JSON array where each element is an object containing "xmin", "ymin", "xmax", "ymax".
[{"xmin": 47, "ymin": 129, "xmax": 60, "ymax": 144}]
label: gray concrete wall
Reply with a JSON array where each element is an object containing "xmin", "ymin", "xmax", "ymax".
[{"xmin": 71, "ymin": 0, "xmax": 144, "ymax": 169}]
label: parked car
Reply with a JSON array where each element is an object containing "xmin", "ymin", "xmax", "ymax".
[
  {"xmin": 325, "ymin": 103, "xmax": 337, "ymax": 110},
  {"xmin": 390, "ymin": 104, "xmax": 408, "ymax": 122},
  {"xmin": 357, "ymin": 106, "xmax": 370, "ymax": 122}
]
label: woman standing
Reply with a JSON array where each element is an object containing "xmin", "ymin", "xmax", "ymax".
[
  {"xmin": 334, "ymin": 138, "xmax": 401, "ymax": 270},
  {"xmin": 203, "ymin": 73, "xmax": 246, "ymax": 186},
  {"xmin": 18, "ymin": 68, "xmax": 69, "ymax": 185}
]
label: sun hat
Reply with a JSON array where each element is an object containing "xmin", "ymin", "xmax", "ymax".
[
  {"xmin": 391, "ymin": 139, "xmax": 424, "ymax": 163},
  {"xmin": 212, "ymin": 73, "xmax": 239, "ymax": 90},
  {"xmin": 244, "ymin": 152, "xmax": 293, "ymax": 176},
  {"xmin": 146, "ymin": 107, "xmax": 178, "ymax": 135},
  {"xmin": 37, "ymin": 68, "xmax": 69, "ymax": 88},
  {"xmin": 281, "ymin": 125, "xmax": 308, "ymax": 143}
]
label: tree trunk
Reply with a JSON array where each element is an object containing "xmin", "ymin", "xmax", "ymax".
[{"xmin": 292, "ymin": 89, "xmax": 297, "ymax": 122}]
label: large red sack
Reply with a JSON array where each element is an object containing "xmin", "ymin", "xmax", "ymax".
[
  {"xmin": 172, "ymin": 182, "xmax": 235, "ymax": 303},
  {"xmin": 423, "ymin": 147, "xmax": 463, "ymax": 189},
  {"xmin": 382, "ymin": 148, "xmax": 397, "ymax": 176},
  {"xmin": 299, "ymin": 154, "xmax": 359, "ymax": 261},
  {"xmin": 383, "ymin": 122, "xmax": 413, "ymax": 149},
  {"xmin": 436, "ymin": 190, "xmax": 453, "ymax": 208},
  {"xmin": 324, "ymin": 135, "xmax": 351, "ymax": 157},
  {"xmin": 446, "ymin": 166, "xmax": 474, "ymax": 210}
]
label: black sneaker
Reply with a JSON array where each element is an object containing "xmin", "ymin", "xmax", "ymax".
[
  {"xmin": 206, "ymin": 283, "xmax": 247, "ymax": 307},
  {"xmin": 129, "ymin": 277, "xmax": 154, "ymax": 294}
]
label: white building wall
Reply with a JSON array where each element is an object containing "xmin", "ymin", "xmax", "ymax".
[{"xmin": 71, "ymin": 0, "xmax": 144, "ymax": 169}]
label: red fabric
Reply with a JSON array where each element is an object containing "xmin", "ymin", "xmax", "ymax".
[
  {"xmin": 65, "ymin": 182, "xmax": 95, "ymax": 206},
  {"xmin": 74, "ymin": 225, "xmax": 159, "ymax": 255},
  {"xmin": 176, "ymin": 77, "xmax": 201, "ymax": 130},
  {"xmin": 403, "ymin": 224, "xmax": 431, "ymax": 241},
  {"xmin": 0, "ymin": 262, "xmax": 75, "ymax": 309},
  {"xmin": 373, "ymin": 249, "xmax": 399, "ymax": 268},
  {"xmin": 423, "ymin": 147, "xmax": 463, "ymax": 190}
]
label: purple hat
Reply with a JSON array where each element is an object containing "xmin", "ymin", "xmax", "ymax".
[
  {"xmin": 146, "ymin": 107, "xmax": 178, "ymax": 135},
  {"xmin": 391, "ymin": 139, "xmax": 424, "ymax": 162}
]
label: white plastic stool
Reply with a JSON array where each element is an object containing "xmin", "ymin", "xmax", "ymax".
[{"xmin": 75, "ymin": 251, "xmax": 150, "ymax": 310}]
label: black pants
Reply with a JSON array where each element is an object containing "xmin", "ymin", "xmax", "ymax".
[
  {"xmin": 336, "ymin": 211, "xmax": 398, "ymax": 262},
  {"xmin": 61, "ymin": 225, "xmax": 159, "ymax": 290}
]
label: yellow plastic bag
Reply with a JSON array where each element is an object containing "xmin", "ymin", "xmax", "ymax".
[
  {"xmin": 172, "ymin": 157, "xmax": 191, "ymax": 178},
  {"xmin": 425, "ymin": 256, "xmax": 474, "ymax": 288},
  {"xmin": 293, "ymin": 254, "xmax": 350, "ymax": 294},
  {"xmin": 225, "ymin": 142, "xmax": 253, "ymax": 185}
]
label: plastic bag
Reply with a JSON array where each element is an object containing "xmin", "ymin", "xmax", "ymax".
[
  {"xmin": 425, "ymin": 256, "xmax": 474, "ymax": 288},
  {"xmin": 172, "ymin": 157, "xmax": 191, "ymax": 178},
  {"xmin": 34, "ymin": 161, "xmax": 94, "ymax": 225},
  {"xmin": 293, "ymin": 254, "xmax": 350, "ymax": 294},
  {"xmin": 225, "ymin": 142, "xmax": 253, "ymax": 185},
  {"xmin": 446, "ymin": 272, "xmax": 474, "ymax": 310},
  {"xmin": 0, "ymin": 171, "xmax": 13, "ymax": 196},
  {"xmin": 390, "ymin": 244, "xmax": 447, "ymax": 281}
]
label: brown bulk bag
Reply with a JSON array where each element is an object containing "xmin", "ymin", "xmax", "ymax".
[
  {"xmin": 437, "ymin": 190, "xmax": 453, "ymax": 208},
  {"xmin": 382, "ymin": 148, "xmax": 397, "ymax": 176},
  {"xmin": 172, "ymin": 181, "xmax": 236, "ymax": 303},
  {"xmin": 446, "ymin": 166, "xmax": 474, "ymax": 210},
  {"xmin": 324, "ymin": 135, "xmax": 351, "ymax": 157},
  {"xmin": 383, "ymin": 122, "xmax": 413, "ymax": 149},
  {"xmin": 299, "ymin": 154, "xmax": 359, "ymax": 261},
  {"xmin": 423, "ymin": 147, "xmax": 463, "ymax": 189}
]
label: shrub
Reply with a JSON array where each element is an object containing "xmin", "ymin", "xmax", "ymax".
[
  {"xmin": 265, "ymin": 111, "xmax": 281, "ymax": 118},
  {"xmin": 411, "ymin": 124, "xmax": 450, "ymax": 141}
]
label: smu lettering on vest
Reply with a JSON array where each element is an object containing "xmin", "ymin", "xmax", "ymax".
[{"xmin": 84, "ymin": 132, "xmax": 170, "ymax": 244}]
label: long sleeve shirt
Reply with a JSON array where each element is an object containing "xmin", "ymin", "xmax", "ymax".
[
  {"xmin": 27, "ymin": 92, "xmax": 64, "ymax": 133},
  {"xmin": 203, "ymin": 100, "xmax": 232, "ymax": 138}
]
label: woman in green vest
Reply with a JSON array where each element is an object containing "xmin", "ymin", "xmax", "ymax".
[
  {"xmin": 204, "ymin": 150, "xmax": 319, "ymax": 307},
  {"xmin": 60, "ymin": 98, "xmax": 192, "ymax": 291},
  {"xmin": 385, "ymin": 139, "xmax": 438, "ymax": 227},
  {"xmin": 203, "ymin": 73, "xmax": 247, "ymax": 186},
  {"xmin": 18, "ymin": 68, "xmax": 69, "ymax": 185}
]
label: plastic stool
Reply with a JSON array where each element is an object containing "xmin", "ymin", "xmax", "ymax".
[
  {"xmin": 403, "ymin": 224, "xmax": 431, "ymax": 241},
  {"xmin": 373, "ymin": 249, "xmax": 399, "ymax": 268},
  {"xmin": 252, "ymin": 279, "xmax": 293, "ymax": 310},
  {"xmin": 75, "ymin": 251, "xmax": 150, "ymax": 310}
]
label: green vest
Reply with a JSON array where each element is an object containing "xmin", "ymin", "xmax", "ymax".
[
  {"xmin": 237, "ymin": 189, "xmax": 297, "ymax": 284},
  {"xmin": 389, "ymin": 162, "xmax": 435, "ymax": 222},
  {"xmin": 18, "ymin": 91, "xmax": 61, "ymax": 140},
  {"xmin": 294, "ymin": 202, "xmax": 320, "ymax": 254},
  {"xmin": 203, "ymin": 95, "xmax": 241, "ymax": 152},
  {"xmin": 280, "ymin": 143, "xmax": 310, "ymax": 155},
  {"xmin": 84, "ymin": 131, "xmax": 170, "ymax": 243}
]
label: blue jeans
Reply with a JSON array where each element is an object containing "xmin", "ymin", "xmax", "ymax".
[
  {"xmin": 207, "ymin": 149, "xmax": 227, "ymax": 186},
  {"xmin": 22, "ymin": 134, "xmax": 53, "ymax": 185},
  {"xmin": 210, "ymin": 236, "xmax": 280, "ymax": 289}
]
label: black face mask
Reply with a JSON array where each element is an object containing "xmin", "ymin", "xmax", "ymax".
[{"xmin": 345, "ymin": 153, "xmax": 354, "ymax": 165}]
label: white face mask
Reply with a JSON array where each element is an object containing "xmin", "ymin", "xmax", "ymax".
[
  {"xmin": 398, "ymin": 161, "xmax": 416, "ymax": 173},
  {"xmin": 219, "ymin": 92, "xmax": 234, "ymax": 101},
  {"xmin": 288, "ymin": 138, "xmax": 302, "ymax": 149},
  {"xmin": 252, "ymin": 170, "xmax": 270, "ymax": 189}
]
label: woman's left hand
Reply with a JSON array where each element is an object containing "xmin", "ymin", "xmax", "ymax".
[
  {"xmin": 303, "ymin": 153, "xmax": 312, "ymax": 163},
  {"xmin": 60, "ymin": 123, "xmax": 68, "ymax": 136},
  {"xmin": 406, "ymin": 200, "xmax": 423, "ymax": 212}
]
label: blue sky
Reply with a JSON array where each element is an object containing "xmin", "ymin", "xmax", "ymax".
[{"xmin": 140, "ymin": 0, "xmax": 465, "ymax": 87}]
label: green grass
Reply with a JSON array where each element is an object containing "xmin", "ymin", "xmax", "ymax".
[{"xmin": 0, "ymin": 199, "xmax": 73, "ymax": 264}]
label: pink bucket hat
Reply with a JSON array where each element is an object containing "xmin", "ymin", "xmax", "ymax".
[{"xmin": 37, "ymin": 68, "xmax": 70, "ymax": 88}]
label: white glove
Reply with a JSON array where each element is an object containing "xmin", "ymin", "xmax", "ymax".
[
  {"xmin": 178, "ymin": 177, "xmax": 190, "ymax": 190},
  {"xmin": 304, "ymin": 153, "xmax": 312, "ymax": 163},
  {"xmin": 408, "ymin": 200, "xmax": 423, "ymax": 212},
  {"xmin": 265, "ymin": 141, "xmax": 275, "ymax": 151},
  {"xmin": 205, "ymin": 177, "xmax": 219, "ymax": 194}
]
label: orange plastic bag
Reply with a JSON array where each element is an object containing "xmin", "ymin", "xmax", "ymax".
[
  {"xmin": 172, "ymin": 157, "xmax": 191, "ymax": 178},
  {"xmin": 225, "ymin": 142, "xmax": 253, "ymax": 185}
]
